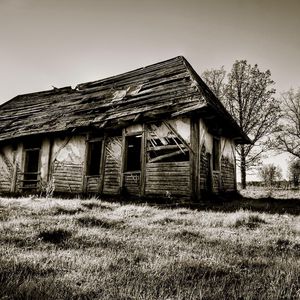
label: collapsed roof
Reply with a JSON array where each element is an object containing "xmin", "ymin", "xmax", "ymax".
[{"xmin": 0, "ymin": 56, "xmax": 250, "ymax": 144}]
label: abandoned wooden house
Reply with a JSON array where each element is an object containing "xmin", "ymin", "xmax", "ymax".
[{"xmin": 0, "ymin": 56, "xmax": 250, "ymax": 201}]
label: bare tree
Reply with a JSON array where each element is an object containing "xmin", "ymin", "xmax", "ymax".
[
  {"xmin": 202, "ymin": 60, "xmax": 280, "ymax": 189},
  {"xmin": 201, "ymin": 66, "xmax": 226, "ymax": 100},
  {"xmin": 259, "ymin": 164, "xmax": 282, "ymax": 187},
  {"xmin": 272, "ymin": 88, "xmax": 300, "ymax": 159}
]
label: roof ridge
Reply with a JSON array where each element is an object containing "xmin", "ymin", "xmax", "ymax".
[{"xmin": 76, "ymin": 56, "xmax": 186, "ymax": 90}]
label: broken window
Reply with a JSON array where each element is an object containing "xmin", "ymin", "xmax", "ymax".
[
  {"xmin": 87, "ymin": 140, "xmax": 102, "ymax": 175},
  {"xmin": 147, "ymin": 123, "xmax": 189, "ymax": 163},
  {"xmin": 125, "ymin": 135, "xmax": 142, "ymax": 172},
  {"xmin": 212, "ymin": 137, "xmax": 220, "ymax": 171}
]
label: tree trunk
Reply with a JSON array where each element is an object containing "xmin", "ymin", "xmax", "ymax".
[{"xmin": 240, "ymin": 145, "xmax": 247, "ymax": 189}]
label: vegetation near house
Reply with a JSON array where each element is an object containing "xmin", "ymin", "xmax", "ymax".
[
  {"xmin": 0, "ymin": 196, "xmax": 299, "ymax": 299},
  {"xmin": 259, "ymin": 164, "xmax": 282, "ymax": 187}
]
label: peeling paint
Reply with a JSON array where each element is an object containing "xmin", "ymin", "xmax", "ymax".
[
  {"xmin": 105, "ymin": 137, "xmax": 122, "ymax": 164},
  {"xmin": 52, "ymin": 136, "xmax": 85, "ymax": 164}
]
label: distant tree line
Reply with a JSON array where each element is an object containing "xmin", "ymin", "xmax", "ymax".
[{"xmin": 202, "ymin": 62, "xmax": 300, "ymax": 189}]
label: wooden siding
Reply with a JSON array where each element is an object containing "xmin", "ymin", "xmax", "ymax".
[
  {"xmin": 199, "ymin": 145, "xmax": 209, "ymax": 191},
  {"xmin": 52, "ymin": 162, "xmax": 83, "ymax": 193},
  {"xmin": 0, "ymin": 175, "xmax": 11, "ymax": 192},
  {"xmin": 220, "ymin": 157, "xmax": 235, "ymax": 191},
  {"xmin": 124, "ymin": 172, "xmax": 140, "ymax": 195},
  {"xmin": 103, "ymin": 137, "xmax": 122, "ymax": 195},
  {"xmin": 145, "ymin": 162, "xmax": 190, "ymax": 196},
  {"xmin": 0, "ymin": 149, "xmax": 15, "ymax": 192},
  {"xmin": 86, "ymin": 176, "xmax": 100, "ymax": 193},
  {"xmin": 212, "ymin": 172, "xmax": 220, "ymax": 193}
]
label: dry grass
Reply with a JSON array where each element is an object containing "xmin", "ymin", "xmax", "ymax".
[
  {"xmin": 240, "ymin": 186, "xmax": 300, "ymax": 200},
  {"xmin": 0, "ymin": 196, "xmax": 299, "ymax": 299}
]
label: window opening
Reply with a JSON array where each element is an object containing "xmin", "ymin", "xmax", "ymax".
[
  {"xmin": 87, "ymin": 141, "xmax": 102, "ymax": 176},
  {"xmin": 147, "ymin": 124, "xmax": 189, "ymax": 163},
  {"xmin": 212, "ymin": 137, "xmax": 220, "ymax": 171},
  {"xmin": 23, "ymin": 140, "xmax": 41, "ymax": 188},
  {"xmin": 125, "ymin": 135, "xmax": 142, "ymax": 172}
]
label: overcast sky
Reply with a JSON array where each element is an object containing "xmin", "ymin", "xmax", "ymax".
[{"xmin": 0, "ymin": 0, "xmax": 299, "ymax": 179}]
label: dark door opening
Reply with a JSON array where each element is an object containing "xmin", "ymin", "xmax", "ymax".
[
  {"xmin": 125, "ymin": 135, "xmax": 142, "ymax": 172},
  {"xmin": 23, "ymin": 146, "xmax": 40, "ymax": 189},
  {"xmin": 86, "ymin": 141, "xmax": 102, "ymax": 176}
]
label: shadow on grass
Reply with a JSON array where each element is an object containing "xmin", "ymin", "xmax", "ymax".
[
  {"xmin": 38, "ymin": 229, "xmax": 72, "ymax": 244},
  {"xmin": 77, "ymin": 216, "xmax": 125, "ymax": 229},
  {"xmin": 198, "ymin": 193, "xmax": 300, "ymax": 216}
]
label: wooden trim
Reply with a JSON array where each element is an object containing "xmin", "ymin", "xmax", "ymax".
[
  {"xmin": 82, "ymin": 133, "xmax": 89, "ymax": 192},
  {"xmin": 10, "ymin": 160, "xmax": 17, "ymax": 193},
  {"xmin": 124, "ymin": 131, "xmax": 143, "ymax": 137},
  {"xmin": 230, "ymin": 141, "xmax": 237, "ymax": 190},
  {"xmin": 46, "ymin": 137, "xmax": 54, "ymax": 182},
  {"xmin": 20, "ymin": 172, "xmax": 41, "ymax": 175},
  {"xmin": 120, "ymin": 129, "xmax": 126, "ymax": 190},
  {"xmin": 140, "ymin": 125, "xmax": 146, "ymax": 196},
  {"xmin": 123, "ymin": 170, "xmax": 141, "ymax": 174},
  {"xmin": 98, "ymin": 135, "xmax": 107, "ymax": 193},
  {"xmin": 24, "ymin": 148, "xmax": 40, "ymax": 152},
  {"xmin": 87, "ymin": 137, "xmax": 104, "ymax": 142},
  {"xmin": 190, "ymin": 117, "xmax": 199, "ymax": 201}
]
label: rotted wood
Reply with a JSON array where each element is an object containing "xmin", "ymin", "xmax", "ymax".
[
  {"xmin": 140, "ymin": 125, "xmax": 146, "ymax": 196},
  {"xmin": 98, "ymin": 135, "xmax": 107, "ymax": 193},
  {"xmin": 162, "ymin": 121, "xmax": 194, "ymax": 154},
  {"xmin": 148, "ymin": 149, "xmax": 188, "ymax": 163}
]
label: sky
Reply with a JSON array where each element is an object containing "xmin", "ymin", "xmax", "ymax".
[{"xmin": 0, "ymin": 0, "xmax": 299, "ymax": 180}]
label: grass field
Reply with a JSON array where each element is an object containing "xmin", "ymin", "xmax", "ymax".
[{"xmin": 0, "ymin": 195, "xmax": 299, "ymax": 299}]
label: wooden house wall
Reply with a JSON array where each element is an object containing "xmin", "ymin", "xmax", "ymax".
[
  {"xmin": 145, "ymin": 117, "xmax": 191, "ymax": 199},
  {"xmin": 50, "ymin": 136, "xmax": 85, "ymax": 193},
  {"xmin": 199, "ymin": 119, "xmax": 236, "ymax": 194},
  {"xmin": 0, "ymin": 145, "xmax": 22, "ymax": 192},
  {"xmin": 0, "ymin": 116, "xmax": 237, "ymax": 199},
  {"xmin": 102, "ymin": 136, "xmax": 122, "ymax": 195},
  {"xmin": 220, "ymin": 139, "xmax": 236, "ymax": 191}
]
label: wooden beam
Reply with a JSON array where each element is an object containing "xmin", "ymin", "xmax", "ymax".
[
  {"xmin": 148, "ymin": 149, "xmax": 188, "ymax": 163},
  {"xmin": 98, "ymin": 135, "xmax": 107, "ymax": 194},
  {"xmin": 171, "ymin": 102, "xmax": 206, "ymax": 117},
  {"xmin": 147, "ymin": 144, "xmax": 184, "ymax": 151},
  {"xmin": 162, "ymin": 121, "xmax": 194, "ymax": 154},
  {"xmin": 10, "ymin": 161, "xmax": 17, "ymax": 193},
  {"xmin": 120, "ymin": 129, "xmax": 126, "ymax": 191},
  {"xmin": 82, "ymin": 133, "xmax": 89, "ymax": 193},
  {"xmin": 190, "ymin": 117, "xmax": 199, "ymax": 201},
  {"xmin": 140, "ymin": 125, "xmax": 146, "ymax": 197}
]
